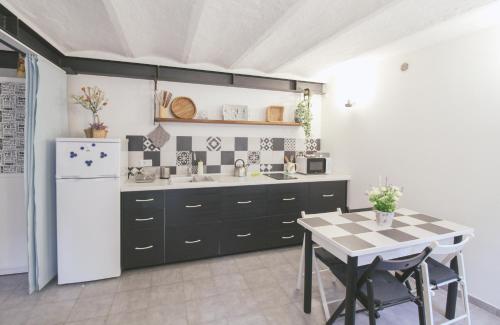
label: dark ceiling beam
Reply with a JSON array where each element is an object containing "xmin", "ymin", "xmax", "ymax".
[
  {"xmin": 0, "ymin": 4, "xmax": 324, "ymax": 94},
  {"xmin": 0, "ymin": 49, "xmax": 17, "ymax": 69}
]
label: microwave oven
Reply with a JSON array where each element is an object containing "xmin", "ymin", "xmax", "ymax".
[{"xmin": 296, "ymin": 156, "xmax": 332, "ymax": 174}]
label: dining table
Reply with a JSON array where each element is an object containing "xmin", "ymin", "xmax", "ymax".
[{"xmin": 297, "ymin": 208, "xmax": 474, "ymax": 325}]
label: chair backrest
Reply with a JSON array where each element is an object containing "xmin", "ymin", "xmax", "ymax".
[
  {"xmin": 301, "ymin": 208, "xmax": 342, "ymax": 219},
  {"xmin": 430, "ymin": 235, "xmax": 472, "ymax": 256},
  {"xmin": 357, "ymin": 246, "xmax": 433, "ymax": 286}
]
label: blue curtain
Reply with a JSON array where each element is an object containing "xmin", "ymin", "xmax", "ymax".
[{"xmin": 25, "ymin": 53, "xmax": 39, "ymax": 293}]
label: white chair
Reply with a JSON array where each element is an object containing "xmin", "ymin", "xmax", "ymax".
[
  {"xmin": 421, "ymin": 236, "xmax": 473, "ymax": 325},
  {"xmin": 296, "ymin": 208, "xmax": 343, "ymax": 320}
]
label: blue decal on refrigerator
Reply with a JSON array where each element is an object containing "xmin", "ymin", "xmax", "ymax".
[
  {"xmin": 85, "ymin": 160, "xmax": 93, "ymax": 167},
  {"xmin": 100, "ymin": 152, "xmax": 108, "ymax": 158},
  {"xmin": 70, "ymin": 152, "xmax": 77, "ymax": 158},
  {"xmin": 92, "ymin": 143, "xmax": 96, "ymax": 147},
  {"xmin": 80, "ymin": 146, "xmax": 84, "ymax": 150}
]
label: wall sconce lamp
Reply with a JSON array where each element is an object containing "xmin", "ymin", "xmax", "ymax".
[{"xmin": 345, "ymin": 99, "xmax": 354, "ymax": 108}]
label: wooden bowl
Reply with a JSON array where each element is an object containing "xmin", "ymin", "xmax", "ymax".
[
  {"xmin": 171, "ymin": 97, "xmax": 197, "ymax": 119},
  {"xmin": 266, "ymin": 106, "xmax": 284, "ymax": 122}
]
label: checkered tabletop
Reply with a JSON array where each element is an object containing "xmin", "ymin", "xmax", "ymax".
[{"xmin": 298, "ymin": 208, "xmax": 473, "ymax": 262}]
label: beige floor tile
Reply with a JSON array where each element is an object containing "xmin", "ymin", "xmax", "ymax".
[
  {"xmin": 257, "ymin": 250, "xmax": 290, "ymax": 267},
  {"xmin": 242, "ymin": 267, "xmax": 277, "ymax": 289},
  {"xmin": 251, "ymin": 285, "xmax": 291, "ymax": 308},
  {"xmin": 150, "ymin": 264, "xmax": 183, "ymax": 286},
  {"xmin": 146, "ymin": 304, "xmax": 189, "ymax": 325},
  {"xmin": 180, "ymin": 261, "xmax": 212, "ymax": 281},
  {"xmin": 269, "ymin": 261, "xmax": 298, "ymax": 280},
  {"xmin": 118, "ymin": 271, "xmax": 152, "ymax": 292},
  {"xmin": 149, "ymin": 282, "xmax": 185, "ymax": 307},
  {"xmin": 79, "ymin": 278, "xmax": 119, "ymax": 299},
  {"xmin": 0, "ymin": 287, "xmax": 41, "ymax": 310},
  {"xmin": 233, "ymin": 252, "xmax": 266, "ymax": 272},
  {"xmin": 39, "ymin": 282, "xmax": 83, "ymax": 303},
  {"xmin": 66, "ymin": 316, "xmax": 107, "ymax": 325},
  {"xmin": 183, "ymin": 277, "xmax": 218, "ymax": 301},
  {"xmin": 109, "ymin": 288, "xmax": 149, "ymax": 315},
  {"xmin": 0, "ymin": 273, "xmax": 27, "ymax": 293},
  {"xmin": 214, "ymin": 273, "xmax": 248, "ymax": 293},
  {"xmin": 227, "ymin": 312, "xmax": 269, "ymax": 325},
  {"xmin": 185, "ymin": 295, "xmax": 230, "ymax": 324},
  {"xmin": 209, "ymin": 256, "xmax": 239, "ymax": 275},
  {"xmin": 263, "ymin": 303, "xmax": 318, "ymax": 325},
  {"xmin": 67, "ymin": 294, "xmax": 114, "ymax": 322},
  {"xmin": 217, "ymin": 290, "xmax": 260, "ymax": 318},
  {"xmin": 26, "ymin": 299, "xmax": 76, "ymax": 325},
  {"xmin": 0, "ymin": 306, "xmax": 32, "ymax": 325}
]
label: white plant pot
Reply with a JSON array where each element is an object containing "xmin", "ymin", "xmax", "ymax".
[{"xmin": 375, "ymin": 211, "xmax": 395, "ymax": 227}]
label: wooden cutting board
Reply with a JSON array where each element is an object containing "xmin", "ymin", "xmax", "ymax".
[{"xmin": 171, "ymin": 97, "xmax": 197, "ymax": 119}]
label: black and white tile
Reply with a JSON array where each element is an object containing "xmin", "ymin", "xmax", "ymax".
[
  {"xmin": 0, "ymin": 81, "xmax": 25, "ymax": 174},
  {"xmin": 128, "ymin": 134, "xmax": 321, "ymax": 175}
]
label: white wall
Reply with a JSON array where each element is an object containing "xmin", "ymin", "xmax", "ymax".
[
  {"xmin": 0, "ymin": 174, "xmax": 26, "ymax": 274},
  {"xmin": 67, "ymin": 75, "xmax": 322, "ymax": 173},
  {"xmin": 34, "ymin": 56, "xmax": 68, "ymax": 289},
  {"xmin": 322, "ymin": 25, "xmax": 500, "ymax": 308}
]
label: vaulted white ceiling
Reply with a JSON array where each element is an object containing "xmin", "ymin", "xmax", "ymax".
[{"xmin": 1, "ymin": 0, "xmax": 498, "ymax": 81}]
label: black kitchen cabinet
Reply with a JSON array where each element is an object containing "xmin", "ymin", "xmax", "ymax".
[
  {"xmin": 121, "ymin": 180, "xmax": 347, "ymax": 269},
  {"xmin": 307, "ymin": 181, "xmax": 347, "ymax": 213}
]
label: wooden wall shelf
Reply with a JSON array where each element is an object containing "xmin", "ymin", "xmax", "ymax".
[{"xmin": 154, "ymin": 117, "xmax": 301, "ymax": 127}]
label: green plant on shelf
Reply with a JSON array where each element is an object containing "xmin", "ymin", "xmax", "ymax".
[{"xmin": 295, "ymin": 88, "xmax": 312, "ymax": 138}]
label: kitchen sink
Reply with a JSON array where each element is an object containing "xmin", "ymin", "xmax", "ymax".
[{"xmin": 170, "ymin": 175, "xmax": 215, "ymax": 183}]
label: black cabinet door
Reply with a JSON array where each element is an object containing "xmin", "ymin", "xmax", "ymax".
[
  {"xmin": 307, "ymin": 181, "xmax": 347, "ymax": 213},
  {"xmin": 122, "ymin": 228, "xmax": 164, "ymax": 269},
  {"xmin": 220, "ymin": 218, "xmax": 269, "ymax": 255},
  {"xmin": 267, "ymin": 183, "xmax": 307, "ymax": 215},
  {"xmin": 165, "ymin": 223, "xmax": 220, "ymax": 262},
  {"xmin": 221, "ymin": 186, "xmax": 266, "ymax": 220},
  {"xmin": 165, "ymin": 188, "xmax": 221, "ymax": 226}
]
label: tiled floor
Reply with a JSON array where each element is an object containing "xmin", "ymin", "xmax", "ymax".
[{"xmin": 1, "ymin": 246, "xmax": 499, "ymax": 325}]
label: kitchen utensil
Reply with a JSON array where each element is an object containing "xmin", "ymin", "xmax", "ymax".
[
  {"xmin": 234, "ymin": 159, "xmax": 247, "ymax": 177},
  {"xmin": 160, "ymin": 166, "xmax": 170, "ymax": 179},
  {"xmin": 266, "ymin": 106, "xmax": 284, "ymax": 122},
  {"xmin": 158, "ymin": 90, "xmax": 172, "ymax": 118},
  {"xmin": 171, "ymin": 96, "xmax": 197, "ymax": 119},
  {"xmin": 147, "ymin": 124, "xmax": 170, "ymax": 148}
]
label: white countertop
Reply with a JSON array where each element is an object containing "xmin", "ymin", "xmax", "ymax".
[{"xmin": 121, "ymin": 173, "xmax": 351, "ymax": 192}]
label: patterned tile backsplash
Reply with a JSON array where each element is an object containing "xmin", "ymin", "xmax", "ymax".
[
  {"xmin": 127, "ymin": 135, "xmax": 320, "ymax": 176},
  {"xmin": 0, "ymin": 80, "xmax": 25, "ymax": 174}
]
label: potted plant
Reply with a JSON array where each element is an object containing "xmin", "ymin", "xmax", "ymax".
[
  {"xmin": 72, "ymin": 86, "xmax": 109, "ymax": 138},
  {"xmin": 367, "ymin": 184, "xmax": 403, "ymax": 226},
  {"xmin": 295, "ymin": 88, "xmax": 312, "ymax": 138}
]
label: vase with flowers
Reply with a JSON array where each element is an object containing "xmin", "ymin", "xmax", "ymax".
[
  {"xmin": 367, "ymin": 183, "xmax": 403, "ymax": 226},
  {"xmin": 72, "ymin": 86, "xmax": 109, "ymax": 138}
]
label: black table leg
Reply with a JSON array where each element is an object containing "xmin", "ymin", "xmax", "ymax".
[
  {"xmin": 445, "ymin": 235, "xmax": 462, "ymax": 320},
  {"xmin": 303, "ymin": 229, "xmax": 312, "ymax": 313},
  {"xmin": 344, "ymin": 256, "xmax": 358, "ymax": 325}
]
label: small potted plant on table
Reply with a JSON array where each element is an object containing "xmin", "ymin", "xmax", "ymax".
[
  {"xmin": 367, "ymin": 184, "xmax": 403, "ymax": 226},
  {"xmin": 72, "ymin": 86, "xmax": 109, "ymax": 138}
]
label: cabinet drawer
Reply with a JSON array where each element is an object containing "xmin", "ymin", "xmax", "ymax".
[
  {"xmin": 122, "ymin": 191, "xmax": 164, "ymax": 216},
  {"xmin": 166, "ymin": 188, "xmax": 221, "ymax": 225},
  {"xmin": 269, "ymin": 214, "xmax": 301, "ymax": 232},
  {"xmin": 220, "ymin": 218, "xmax": 268, "ymax": 255},
  {"xmin": 267, "ymin": 183, "xmax": 307, "ymax": 215},
  {"xmin": 122, "ymin": 229, "xmax": 164, "ymax": 269},
  {"xmin": 222, "ymin": 186, "xmax": 266, "ymax": 219},
  {"xmin": 123, "ymin": 212, "xmax": 163, "ymax": 231},
  {"xmin": 267, "ymin": 228, "xmax": 303, "ymax": 248},
  {"xmin": 165, "ymin": 224, "xmax": 219, "ymax": 262},
  {"xmin": 308, "ymin": 181, "xmax": 347, "ymax": 213}
]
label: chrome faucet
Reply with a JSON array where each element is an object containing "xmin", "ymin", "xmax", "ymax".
[{"xmin": 187, "ymin": 152, "xmax": 196, "ymax": 176}]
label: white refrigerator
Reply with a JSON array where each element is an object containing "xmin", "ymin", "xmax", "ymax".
[{"xmin": 56, "ymin": 138, "xmax": 121, "ymax": 284}]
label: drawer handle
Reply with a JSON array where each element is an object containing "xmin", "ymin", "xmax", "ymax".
[
  {"xmin": 185, "ymin": 204, "xmax": 202, "ymax": 208},
  {"xmin": 185, "ymin": 239, "xmax": 201, "ymax": 244},
  {"xmin": 281, "ymin": 235, "xmax": 295, "ymax": 240},
  {"xmin": 282, "ymin": 220, "xmax": 295, "ymax": 224},
  {"xmin": 282, "ymin": 197, "xmax": 296, "ymax": 201},
  {"xmin": 237, "ymin": 200, "xmax": 252, "ymax": 204},
  {"xmin": 236, "ymin": 233, "xmax": 252, "ymax": 238},
  {"xmin": 322, "ymin": 194, "xmax": 335, "ymax": 198},
  {"xmin": 135, "ymin": 217, "xmax": 154, "ymax": 222},
  {"xmin": 135, "ymin": 198, "xmax": 154, "ymax": 202},
  {"xmin": 135, "ymin": 245, "xmax": 154, "ymax": 250}
]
